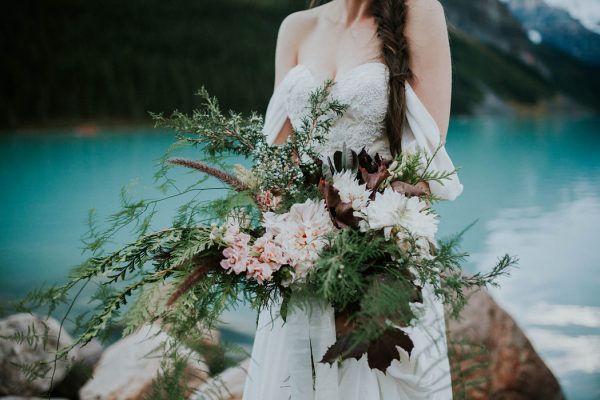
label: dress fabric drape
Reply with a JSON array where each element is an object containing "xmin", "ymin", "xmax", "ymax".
[{"xmin": 240, "ymin": 71, "xmax": 462, "ymax": 400}]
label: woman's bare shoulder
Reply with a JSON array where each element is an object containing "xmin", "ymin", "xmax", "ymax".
[
  {"xmin": 405, "ymin": 0, "xmax": 447, "ymax": 36},
  {"xmin": 274, "ymin": 8, "xmax": 321, "ymax": 86},
  {"xmin": 406, "ymin": 0, "xmax": 445, "ymax": 14},
  {"xmin": 278, "ymin": 7, "xmax": 321, "ymax": 44}
]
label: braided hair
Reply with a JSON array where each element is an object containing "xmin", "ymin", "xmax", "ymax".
[{"xmin": 308, "ymin": 0, "xmax": 412, "ymax": 156}]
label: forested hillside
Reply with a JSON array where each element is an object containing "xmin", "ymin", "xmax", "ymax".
[{"xmin": 1, "ymin": 0, "xmax": 597, "ymax": 130}]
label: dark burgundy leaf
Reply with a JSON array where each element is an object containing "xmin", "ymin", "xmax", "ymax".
[
  {"xmin": 360, "ymin": 164, "xmax": 391, "ymax": 191},
  {"xmin": 327, "ymin": 156, "xmax": 336, "ymax": 175},
  {"xmin": 334, "ymin": 202, "xmax": 361, "ymax": 228},
  {"xmin": 349, "ymin": 149, "xmax": 359, "ymax": 169},
  {"xmin": 367, "ymin": 328, "xmax": 414, "ymax": 372},
  {"xmin": 374, "ymin": 153, "xmax": 390, "ymax": 168},
  {"xmin": 357, "ymin": 148, "xmax": 376, "ymax": 173},
  {"xmin": 320, "ymin": 334, "xmax": 369, "ymax": 365},
  {"xmin": 319, "ymin": 178, "xmax": 341, "ymax": 210},
  {"xmin": 319, "ymin": 178, "xmax": 361, "ymax": 228},
  {"xmin": 320, "ymin": 328, "xmax": 415, "ymax": 373},
  {"xmin": 333, "ymin": 150, "xmax": 344, "ymax": 172}
]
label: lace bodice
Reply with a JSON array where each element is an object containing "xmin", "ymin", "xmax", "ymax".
[
  {"xmin": 263, "ymin": 60, "xmax": 464, "ymax": 201},
  {"xmin": 279, "ymin": 62, "xmax": 392, "ymax": 159}
]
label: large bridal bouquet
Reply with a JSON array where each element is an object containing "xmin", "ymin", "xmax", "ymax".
[{"xmin": 17, "ymin": 80, "xmax": 515, "ymax": 383}]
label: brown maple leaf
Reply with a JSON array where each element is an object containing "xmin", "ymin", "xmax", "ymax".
[
  {"xmin": 359, "ymin": 164, "xmax": 391, "ymax": 191},
  {"xmin": 320, "ymin": 327, "xmax": 414, "ymax": 373},
  {"xmin": 319, "ymin": 178, "xmax": 362, "ymax": 228}
]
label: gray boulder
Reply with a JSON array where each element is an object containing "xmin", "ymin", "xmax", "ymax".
[
  {"xmin": 52, "ymin": 338, "xmax": 104, "ymax": 399},
  {"xmin": 79, "ymin": 324, "xmax": 209, "ymax": 400},
  {"xmin": 0, "ymin": 314, "xmax": 76, "ymax": 396}
]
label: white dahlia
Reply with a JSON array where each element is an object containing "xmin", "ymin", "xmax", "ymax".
[
  {"xmin": 332, "ymin": 170, "xmax": 371, "ymax": 211},
  {"xmin": 362, "ymin": 188, "xmax": 438, "ymax": 241}
]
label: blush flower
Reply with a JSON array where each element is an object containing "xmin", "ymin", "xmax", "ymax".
[
  {"xmin": 245, "ymin": 258, "xmax": 274, "ymax": 284},
  {"xmin": 256, "ymin": 190, "xmax": 283, "ymax": 211},
  {"xmin": 262, "ymin": 211, "xmax": 288, "ymax": 236},
  {"xmin": 220, "ymin": 218, "xmax": 252, "ymax": 275},
  {"xmin": 276, "ymin": 199, "xmax": 334, "ymax": 277},
  {"xmin": 252, "ymin": 235, "xmax": 289, "ymax": 267},
  {"xmin": 220, "ymin": 245, "xmax": 249, "ymax": 275},
  {"xmin": 222, "ymin": 209, "xmax": 251, "ymax": 246},
  {"xmin": 257, "ymin": 199, "xmax": 334, "ymax": 281}
]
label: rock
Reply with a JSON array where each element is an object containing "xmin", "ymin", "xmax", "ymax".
[
  {"xmin": 446, "ymin": 289, "xmax": 565, "ymax": 400},
  {"xmin": 52, "ymin": 339, "xmax": 104, "ymax": 399},
  {"xmin": 0, "ymin": 313, "xmax": 76, "ymax": 396},
  {"xmin": 79, "ymin": 324, "xmax": 209, "ymax": 400},
  {"xmin": 74, "ymin": 338, "xmax": 104, "ymax": 369},
  {"xmin": 189, "ymin": 359, "xmax": 249, "ymax": 400}
]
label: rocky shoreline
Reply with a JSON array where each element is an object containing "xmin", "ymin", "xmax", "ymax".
[{"xmin": 0, "ymin": 289, "xmax": 565, "ymax": 400}]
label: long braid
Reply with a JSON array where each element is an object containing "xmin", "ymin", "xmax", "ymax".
[
  {"xmin": 371, "ymin": 0, "xmax": 412, "ymax": 156},
  {"xmin": 308, "ymin": 0, "xmax": 412, "ymax": 156}
]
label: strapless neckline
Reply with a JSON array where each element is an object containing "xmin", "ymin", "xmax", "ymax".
[
  {"xmin": 260, "ymin": 56, "xmax": 464, "ymax": 201},
  {"xmin": 288, "ymin": 62, "xmax": 388, "ymax": 86},
  {"xmin": 279, "ymin": 61, "xmax": 391, "ymax": 159}
]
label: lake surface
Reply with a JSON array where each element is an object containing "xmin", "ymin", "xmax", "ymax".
[{"xmin": 1, "ymin": 116, "xmax": 599, "ymax": 399}]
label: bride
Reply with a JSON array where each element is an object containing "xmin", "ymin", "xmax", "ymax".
[{"xmin": 242, "ymin": 0, "xmax": 463, "ymax": 399}]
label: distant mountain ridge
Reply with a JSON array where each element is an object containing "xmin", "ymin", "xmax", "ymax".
[{"xmin": 505, "ymin": 0, "xmax": 600, "ymax": 66}]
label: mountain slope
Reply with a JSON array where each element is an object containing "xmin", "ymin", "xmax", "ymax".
[
  {"xmin": 447, "ymin": 28, "xmax": 556, "ymax": 115},
  {"xmin": 440, "ymin": 0, "xmax": 599, "ymax": 115},
  {"xmin": 505, "ymin": 0, "xmax": 600, "ymax": 66},
  {"xmin": 440, "ymin": 0, "xmax": 533, "ymax": 58}
]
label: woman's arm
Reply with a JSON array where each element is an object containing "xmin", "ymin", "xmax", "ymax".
[
  {"xmin": 405, "ymin": 0, "xmax": 452, "ymax": 144},
  {"xmin": 271, "ymin": 12, "xmax": 312, "ymax": 145}
]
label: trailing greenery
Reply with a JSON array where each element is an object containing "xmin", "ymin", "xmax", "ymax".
[
  {"xmin": 289, "ymin": 219, "xmax": 514, "ymax": 360},
  {"xmin": 4, "ymin": 80, "xmax": 517, "ymax": 397},
  {"xmin": 7, "ymin": 79, "xmax": 346, "ymax": 364}
]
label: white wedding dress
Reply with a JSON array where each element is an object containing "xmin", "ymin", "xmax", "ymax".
[{"xmin": 243, "ymin": 62, "xmax": 464, "ymax": 400}]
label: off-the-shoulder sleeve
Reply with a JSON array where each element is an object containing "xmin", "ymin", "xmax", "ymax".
[
  {"xmin": 262, "ymin": 83, "xmax": 289, "ymax": 146},
  {"xmin": 402, "ymin": 82, "xmax": 464, "ymax": 201}
]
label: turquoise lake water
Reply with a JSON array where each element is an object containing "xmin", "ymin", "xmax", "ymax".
[{"xmin": 1, "ymin": 116, "xmax": 599, "ymax": 399}]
